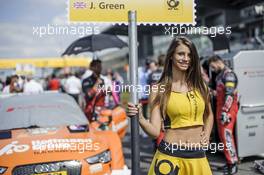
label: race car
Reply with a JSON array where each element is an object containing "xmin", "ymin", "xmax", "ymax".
[{"xmin": 0, "ymin": 92, "xmax": 130, "ymax": 175}]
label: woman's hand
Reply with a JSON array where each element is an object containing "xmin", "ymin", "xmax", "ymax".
[
  {"xmin": 127, "ymin": 101, "xmax": 162, "ymax": 138},
  {"xmin": 127, "ymin": 102, "xmax": 144, "ymax": 120},
  {"xmin": 200, "ymin": 131, "xmax": 210, "ymax": 146}
]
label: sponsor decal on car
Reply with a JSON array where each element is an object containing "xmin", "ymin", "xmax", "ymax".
[
  {"xmin": 0, "ymin": 139, "xmax": 101, "ymax": 155},
  {"xmin": 0, "ymin": 141, "xmax": 30, "ymax": 156}
]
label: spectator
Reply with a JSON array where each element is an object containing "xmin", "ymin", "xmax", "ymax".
[
  {"xmin": 2, "ymin": 76, "xmax": 11, "ymax": 93},
  {"xmin": 60, "ymin": 73, "xmax": 69, "ymax": 93},
  {"xmin": 23, "ymin": 76, "xmax": 43, "ymax": 93},
  {"xmin": 148, "ymin": 54, "xmax": 165, "ymax": 85},
  {"xmin": 138, "ymin": 59, "xmax": 152, "ymax": 138},
  {"xmin": 3, "ymin": 75, "xmax": 22, "ymax": 93},
  {"xmin": 105, "ymin": 69, "xmax": 122, "ymax": 108},
  {"xmin": 113, "ymin": 71, "xmax": 124, "ymax": 104},
  {"xmin": 138, "ymin": 59, "xmax": 151, "ymax": 119},
  {"xmin": 18, "ymin": 76, "xmax": 26, "ymax": 91},
  {"xmin": 201, "ymin": 66, "xmax": 210, "ymax": 84},
  {"xmin": 48, "ymin": 74, "xmax": 61, "ymax": 91},
  {"xmin": 64, "ymin": 72, "xmax": 82, "ymax": 104},
  {"xmin": 0, "ymin": 78, "xmax": 3, "ymax": 91}
]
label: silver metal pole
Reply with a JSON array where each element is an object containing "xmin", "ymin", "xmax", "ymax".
[{"xmin": 128, "ymin": 10, "xmax": 140, "ymax": 175}]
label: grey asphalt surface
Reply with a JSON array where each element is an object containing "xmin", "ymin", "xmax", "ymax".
[{"xmin": 122, "ymin": 127, "xmax": 264, "ymax": 175}]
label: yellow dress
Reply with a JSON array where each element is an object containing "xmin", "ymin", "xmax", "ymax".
[{"xmin": 148, "ymin": 90, "xmax": 212, "ymax": 175}]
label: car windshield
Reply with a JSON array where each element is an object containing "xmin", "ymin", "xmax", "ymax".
[{"xmin": 0, "ymin": 92, "xmax": 88, "ymax": 130}]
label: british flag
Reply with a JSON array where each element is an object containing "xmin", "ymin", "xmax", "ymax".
[{"xmin": 73, "ymin": 1, "xmax": 87, "ymax": 9}]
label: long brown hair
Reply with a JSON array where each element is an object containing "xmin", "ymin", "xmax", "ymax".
[{"xmin": 151, "ymin": 37, "xmax": 210, "ymax": 119}]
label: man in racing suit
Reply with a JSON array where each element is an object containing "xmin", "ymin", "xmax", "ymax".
[
  {"xmin": 82, "ymin": 60, "xmax": 105, "ymax": 121},
  {"xmin": 209, "ymin": 55, "xmax": 238, "ymax": 175}
]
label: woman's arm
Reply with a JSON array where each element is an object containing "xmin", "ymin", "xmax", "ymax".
[
  {"xmin": 127, "ymin": 90, "xmax": 162, "ymax": 139},
  {"xmin": 202, "ymin": 100, "xmax": 214, "ymax": 143}
]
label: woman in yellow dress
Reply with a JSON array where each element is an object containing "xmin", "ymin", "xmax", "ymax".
[{"xmin": 127, "ymin": 36, "xmax": 214, "ymax": 175}]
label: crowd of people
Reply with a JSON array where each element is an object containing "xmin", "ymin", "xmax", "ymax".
[
  {"xmin": 0, "ymin": 62, "xmax": 124, "ymax": 121},
  {"xmin": 0, "ymin": 75, "xmax": 43, "ymax": 94}
]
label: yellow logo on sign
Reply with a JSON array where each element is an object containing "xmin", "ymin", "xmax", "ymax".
[{"xmin": 69, "ymin": 0, "xmax": 195, "ymax": 25}]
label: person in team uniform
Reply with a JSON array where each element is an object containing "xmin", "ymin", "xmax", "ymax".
[
  {"xmin": 82, "ymin": 60, "xmax": 106, "ymax": 121},
  {"xmin": 209, "ymin": 55, "xmax": 238, "ymax": 175}
]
